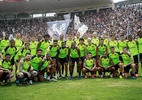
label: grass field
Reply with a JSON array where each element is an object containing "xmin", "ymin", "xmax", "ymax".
[{"xmin": 1, "ymin": 67, "xmax": 142, "ymax": 100}]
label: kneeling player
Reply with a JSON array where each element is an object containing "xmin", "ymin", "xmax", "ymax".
[
  {"xmin": 0, "ymin": 54, "xmax": 13, "ymax": 85},
  {"xmin": 120, "ymin": 47, "xmax": 136, "ymax": 79},
  {"xmin": 38, "ymin": 53, "xmax": 57, "ymax": 81},
  {"xmin": 82, "ymin": 53, "xmax": 96, "ymax": 78},
  {"xmin": 98, "ymin": 52, "xmax": 114, "ymax": 77},
  {"xmin": 108, "ymin": 47, "xmax": 123, "ymax": 78},
  {"xmin": 17, "ymin": 53, "xmax": 38, "ymax": 86}
]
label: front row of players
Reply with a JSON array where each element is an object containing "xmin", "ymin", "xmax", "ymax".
[{"xmin": 0, "ymin": 41, "xmax": 137, "ymax": 86}]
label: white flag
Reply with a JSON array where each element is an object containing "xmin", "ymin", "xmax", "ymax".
[
  {"xmin": 74, "ymin": 15, "xmax": 81, "ymax": 30},
  {"xmin": 77, "ymin": 24, "xmax": 88, "ymax": 37}
]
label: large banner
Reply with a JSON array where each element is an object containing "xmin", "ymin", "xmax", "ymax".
[
  {"xmin": 47, "ymin": 19, "xmax": 70, "ymax": 39},
  {"xmin": 74, "ymin": 15, "xmax": 81, "ymax": 30}
]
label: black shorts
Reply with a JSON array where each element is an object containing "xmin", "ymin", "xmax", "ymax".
[
  {"xmin": 124, "ymin": 65, "xmax": 131, "ymax": 73},
  {"xmin": 71, "ymin": 58, "xmax": 79, "ymax": 64},
  {"xmin": 139, "ymin": 53, "xmax": 142, "ymax": 61},
  {"xmin": 23, "ymin": 73, "xmax": 29, "ymax": 78},
  {"xmin": 11, "ymin": 57, "xmax": 15, "ymax": 65},
  {"xmin": 114, "ymin": 63, "xmax": 120, "ymax": 70},
  {"xmin": 81, "ymin": 57, "xmax": 84, "ymax": 63},
  {"xmin": 59, "ymin": 58, "xmax": 68, "ymax": 65},
  {"xmin": 133, "ymin": 55, "xmax": 138, "ymax": 64},
  {"xmin": 86, "ymin": 68, "xmax": 94, "ymax": 73},
  {"xmin": 103, "ymin": 67, "xmax": 110, "ymax": 72},
  {"xmin": 1, "ymin": 73, "xmax": 9, "ymax": 81}
]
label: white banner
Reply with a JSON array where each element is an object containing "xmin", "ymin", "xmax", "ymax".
[
  {"xmin": 74, "ymin": 15, "xmax": 81, "ymax": 30},
  {"xmin": 47, "ymin": 20, "xmax": 70, "ymax": 39},
  {"xmin": 77, "ymin": 24, "xmax": 88, "ymax": 37}
]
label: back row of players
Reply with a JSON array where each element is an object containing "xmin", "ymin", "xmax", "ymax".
[{"xmin": 0, "ymin": 31, "xmax": 142, "ymax": 85}]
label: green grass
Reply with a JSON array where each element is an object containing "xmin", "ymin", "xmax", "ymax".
[{"xmin": 1, "ymin": 67, "xmax": 142, "ymax": 100}]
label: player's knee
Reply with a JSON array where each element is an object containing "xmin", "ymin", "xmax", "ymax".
[
  {"xmin": 32, "ymin": 71, "xmax": 38, "ymax": 77},
  {"xmin": 18, "ymin": 72, "xmax": 24, "ymax": 79}
]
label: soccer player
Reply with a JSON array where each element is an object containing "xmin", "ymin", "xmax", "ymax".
[
  {"xmin": 137, "ymin": 30, "xmax": 142, "ymax": 67},
  {"xmin": 17, "ymin": 53, "xmax": 38, "ymax": 85},
  {"xmin": 108, "ymin": 34, "xmax": 119, "ymax": 53},
  {"xmin": 102, "ymin": 34, "xmax": 109, "ymax": 46},
  {"xmin": 19, "ymin": 42, "xmax": 31, "ymax": 60},
  {"xmin": 87, "ymin": 38, "xmax": 97, "ymax": 63},
  {"xmin": 38, "ymin": 53, "xmax": 56, "ymax": 81},
  {"xmin": 118, "ymin": 34, "xmax": 127, "ymax": 53},
  {"xmin": 83, "ymin": 33, "xmax": 88, "ymax": 45},
  {"xmin": 74, "ymin": 32, "xmax": 80, "ymax": 45},
  {"xmin": 48, "ymin": 40, "xmax": 59, "ymax": 79},
  {"xmin": 1, "ymin": 33, "xmax": 9, "ymax": 51},
  {"xmin": 30, "ymin": 35, "xmax": 38, "ymax": 56},
  {"xmin": 98, "ymin": 52, "xmax": 114, "ymax": 77},
  {"xmin": 127, "ymin": 35, "xmax": 139, "ymax": 77},
  {"xmin": 120, "ymin": 47, "xmax": 136, "ymax": 79},
  {"xmin": 66, "ymin": 34, "xmax": 74, "ymax": 47},
  {"xmin": 68, "ymin": 42, "xmax": 82, "ymax": 78},
  {"xmin": 58, "ymin": 35, "xmax": 64, "ymax": 47},
  {"xmin": 14, "ymin": 33, "xmax": 24, "ymax": 50},
  {"xmin": 108, "ymin": 47, "xmax": 123, "ymax": 78},
  {"xmin": 0, "ymin": 53, "xmax": 13, "ymax": 85},
  {"xmin": 31, "ymin": 49, "xmax": 43, "ymax": 77},
  {"xmin": 82, "ymin": 52, "xmax": 96, "ymax": 78},
  {"xmin": 57, "ymin": 42, "xmax": 68, "ymax": 78},
  {"xmin": 37, "ymin": 34, "xmax": 50, "ymax": 56},
  {"xmin": 92, "ymin": 32, "xmax": 99, "ymax": 46},
  {"xmin": 97, "ymin": 38, "xmax": 108, "ymax": 57}
]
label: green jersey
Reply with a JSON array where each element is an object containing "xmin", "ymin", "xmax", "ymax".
[
  {"xmin": 58, "ymin": 47, "xmax": 68, "ymax": 58},
  {"xmin": 78, "ymin": 44, "xmax": 86, "ymax": 57},
  {"xmin": 1, "ymin": 39, "xmax": 9, "ymax": 50},
  {"xmin": 20, "ymin": 48, "xmax": 31, "ymax": 58},
  {"xmin": 137, "ymin": 38, "xmax": 142, "ymax": 53},
  {"xmin": 66, "ymin": 40, "xmax": 73, "ymax": 47},
  {"xmin": 14, "ymin": 39, "xmax": 23, "ymax": 50},
  {"xmin": 0, "ymin": 60, "xmax": 12, "ymax": 69},
  {"xmin": 87, "ymin": 44, "xmax": 96, "ymax": 57},
  {"xmin": 31, "ymin": 55, "xmax": 43, "ymax": 71},
  {"xmin": 58, "ymin": 40, "xmax": 63, "ymax": 47},
  {"xmin": 22, "ymin": 60, "xmax": 31, "ymax": 72},
  {"xmin": 127, "ymin": 40, "xmax": 138, "ymax": 56},
  {"xmin": 108, "ymin": 40, "xmax": 119, "ymax": 52},
  {"xmin": 120, "ymin": 53, "xmax": 131, "ymax": 66},
  {"xmin": 74, "ymin": 38, "xmax": 79, "ymax": 45},
  {"xmin": 104, "ymin": 39, "xmax": 109, "ymax": 46},
  {"xmin": 108, "ymin": 52, "xmax": 120, "ymax": 65},
  {"xmin": 101, "ymin": 57, "xmax": 110, "ymax": 67},
  {"xmin": 86, "ymin": 59, "xmax": 94, "ymax": 68},
  {"xmin": 41, "ymin": 60, "xmax": 50, "ymax": 70},
  {"xmin": 30, "ymin": 41, "xmax": 38, "ymax": 56},
  {"xmin": 49, "ymin": 46, "xmax": 58, "ymax": 58},
  {"xmin": 3, "ymin": 46, "xmax": 17, "ymax": 60},
  {"xmin": 84, "ymin": 39, "xmax": 88, "ymax": 45},
  {"xmin": 92, "ymin": 38, "xmax": 99, "ymax": 46},
  {"xmin": 39, "ymin": 40, "xmax": 50, "ymax": 55},
  {"xmin": 70, "ymin": 48, "xmax": 79, "ymax": 58},
  {"xmin": 98, "ymin": 45, "xmax": 107, "ymax": 56},
  {"xmin": 118, "ymin": 40, "xmax": 127, "ymax": 53}
]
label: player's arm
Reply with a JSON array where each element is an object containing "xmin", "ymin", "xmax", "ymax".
[
  {"xmin": 37, "ymin": 40, "xmax": 42, "ymax": 49},
  {"xmin": 77, "ymin": 47, "xmax": 81, "ymax": 61},
  {"xmin": 93, "ymin": 58, "xmax": 96, "ymax": 68},
  {"xmin": 97, "ymin": 57, "xmax": 103, "ymax": 68},
  {"xmin": 105, "ymin": 45, "xmax": 108, "ymax": 54},
  {"xmin": 109, "ymin": 58, "xmax": 114, "ymax": 68},
  {"xmin": 19, "ymin": 59, "xmax": 28, "ymax": 74},
  {"xmin": 96, "ymin": 46, "xmax": 98, "ymax": 57},
  {"xmin": 83, "ymin": 59, "xmax": 86, "ymax": 68},
  {"xmin": 38, "ymin": 58, "xmax": 45, "ymax": 72}
]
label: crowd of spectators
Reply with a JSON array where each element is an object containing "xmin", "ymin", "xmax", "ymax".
[{"xmin": 0, "ymin": 4, "xmax": 142, "ymax": 40}]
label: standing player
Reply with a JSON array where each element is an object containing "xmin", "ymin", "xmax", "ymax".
[
  {"xmin": 57, "ymin": 42, "xmax": 68, "ymax": 78},
  {"xmin": 48, "ymin": 40, "xmax": 59, "ymax": 79},
  {"xmin": 58, "ymin": 35, "xmax": 64, "ymax": 47},
  {"xmin": 0, "ymin": 54, "xmax": 13, "ymax": 85},
  {"xmin": 37, "ymin": 34, "xmax": 50, "ymax": 56},
  {"xmin": 108, "ymin": 34, "xmax": 119, "ymax": 53},
  {"xmin": 1, "ymin": 33, "xmax": 9, "ymax": 51},
  {"xmin": 97, "ymin": 38, "xmax": 108, "ymax": 57},
  {"xmin": 14, "ymin": 33, "xmax": 24, "ymax": 50},
  {"xmin": 137, "ymin": 30, "xmax": 142, "ymax": 68},
  {"xmin": 92, "ymin": 32, "xmax": 99, "ymax": 46},
  {"xmin": 98, "ymin": 52, "xmax": 114, "ymax": 77},
  {"xmin": 68, "ymin": 42, "xmax": 82, "ymax": 78},
  {"xmin": 127, "ymin": 35, "xmax": 139, "ymax": 77},
  {"xmin": 66, "ymin": 34, "xmax": 74, "ymax": 47},
  {"xmin": 102, "ymin": 34, "xmax": 109, "ymax": 46},
  {"xmin": 120, "ymin": 47, "xmax": 136, "ymax": 79},
  {"xmin": 74, "ymin": 32, "xmax": 80, "ymax": 45},
  {"xmin": 83, "ymin": 33, "xmax": 88, "ymax": 45},
  {"xmin": 30, "ymin": 35, "xmax": 38, "ymax": 56},
  {"xmin": 108, "ymin": 47, "xmax": 123, "ymax": 78},
  {"xmin": 118, "ymin": 34, "xmax": 127, "ymax": 53},
  {"xmin": 82, "ymin": 53, "xmax": 96, "ymax": 78}
]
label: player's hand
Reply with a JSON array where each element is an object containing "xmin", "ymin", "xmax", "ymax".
[
  {"xmin": 27, "ymin": 72, "xmax": 31, "ymax": 77},
  {"xmin": 7, "ymin": 70, "xmax": 12, "ymax": 74},
  {"xmin": 30, "ymin": 67, "xmax": 33, "ymax": 72}
]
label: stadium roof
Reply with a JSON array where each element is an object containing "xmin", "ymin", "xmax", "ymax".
[{"xmin": 0, "ymin": 0, "xmax": 112, "ymax": 13}]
